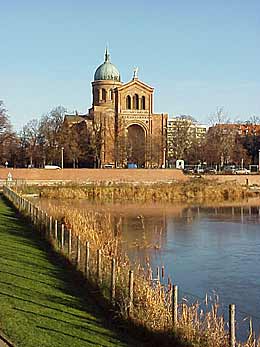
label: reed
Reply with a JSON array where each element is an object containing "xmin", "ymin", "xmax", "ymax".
[{"xmin": 34, "ymin": 179, "xmax": 249, "ymax": 203}]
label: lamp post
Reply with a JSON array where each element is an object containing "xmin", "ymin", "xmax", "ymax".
[
  {"xmin": 162, "ymin": 148, "xmax": 166, "ymax": 169},
  {"xmin": 61, "ymin": 147, "xmax": 64, "ymax": 169}
]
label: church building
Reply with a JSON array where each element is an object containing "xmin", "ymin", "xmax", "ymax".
[{"xmin": 65, "ymin": 48, "xmax": 168, "ymax": 168}]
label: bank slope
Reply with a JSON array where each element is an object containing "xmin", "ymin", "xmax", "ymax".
[{"xmin": 0, "ymin": 196, "xmax": 138, "ymax": 347}]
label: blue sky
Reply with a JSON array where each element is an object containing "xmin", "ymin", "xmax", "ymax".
[{"xmin": 1, "ymin": 0, "xmax": 259, "ymax": 130}]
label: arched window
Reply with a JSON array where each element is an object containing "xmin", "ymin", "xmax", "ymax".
[
  {"xmin": 95, "ymin": 89, "xmax": 100, "ymax": 103},
  {"xmin": 126, "ymin": 95, "xmax": 131, "ymax": 109},
  {"xmin": 141, "ymin": 96, "xmax": 145, "ymax": 110},
  {"xmin": 110, "ymin": 89, "xmax": 113, "ymax": 101},
  {"xmin": 134, "ymin": 94, "xmax": 139, "ymax": 109},
  {"xmin": 102, "ymin": 88, "xmax": 106, "ymax": 101}
]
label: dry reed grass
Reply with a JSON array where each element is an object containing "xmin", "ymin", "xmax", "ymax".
[{"xmin": 36, "ymin": 179, "xmax": 248, "ymax": 203}]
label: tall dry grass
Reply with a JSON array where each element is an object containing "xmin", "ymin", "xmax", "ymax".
[
  {"xmin": 36, "ymin": 179, "xmax": 248, "ymax": 203},
  {"xmin": 37, "ymin": 201, "xmax": 260, "ymax": 347}
]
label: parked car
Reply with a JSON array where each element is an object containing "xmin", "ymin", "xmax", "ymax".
[
  {"xmin": 103, "ymin": 164, "xmax": 114, "ymax": 169},
  {"xmin": 205, "ymin": 167, "xmax": 217, "ymax": 174},
  {"xmin": 183, "ymin": 167, "xmax": 194, "ymax": 174},
  {"xmin": 194, "ymin": 167, "xmax": 205, "ymax": 174},
  {"xmin": 44, "ymin": 165, "xmax": 61, "ymax": 170},
  {"xmin": 235, "ymin": 168, "xmax": 250, "ymax": 175},
  {"xmin": 223, "ymin": 165, "xmax": 236, "ymax": 174}
]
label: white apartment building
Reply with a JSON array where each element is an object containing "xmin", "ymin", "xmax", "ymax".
[{"xmin": 167, "ymin": 116, "xmax": 208, "ymax": 160}]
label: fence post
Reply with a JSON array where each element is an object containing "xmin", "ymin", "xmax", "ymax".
[
  {"xmin": 85, "ymin": 241, "xmax": 90, "ymax": 278},
  {"xmin": 97, "ymin": 249, "xmax": 102, "ymax": 284},
  {"xmin": 35, "ymin": 207, "xmax": 39, "ymax": 227},
  {"xmin": 229, "ymin": 304, "xmax": 236, "ymax": 347},
  {"xmin": 61, "ymin": 224, "xmax": 65, "ymax": 250},
  {"xmin": 54, "ymin": 220, "xmax": 58, "ymax": 241},
  {"xmin": 29, "ymin": 202, "xmax": 32, "ymax": 219},
  {"xmin": 45, "ymin": 213, "xmax": 48, "ymax": 236},
  {"xmin": 110, "ymin": 258, "xmax": 116, "ymax": 303},
  {"xmin": 68, "ymin": 229, "xmax": 72, "ymax": 259},
  {"xmin": 38, "ymin": 210, "xmax": 42, "ymax": 232},
  {"xmin": 172, "ymin": 285, "xmax": 178, "ymax": 326},
  {"xmin": 128, "ymin": 270, "xmax": 134, "ymax": 317},
  {"xmin": 49, "ymin": 216, "xmax": 52, "ymax": 239},
  {"xmin": 32, "ymin": 206, "xmax": 35, "ymax": 224},
  {"xmin": 76, "ymin": 235, "xmax": 81, "ymax": 269}
]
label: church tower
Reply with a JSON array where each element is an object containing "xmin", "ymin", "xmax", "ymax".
[
  {"xmin": 92, "ymin": 48, "xmax": 122, "ymax": 107},
  {"xmin": 88, "ymin": 48, "xmax": 167, "ymax": 168},
  {"xmin": 89, "ymin": 48, "xmax": 122, "ymax": 167}
]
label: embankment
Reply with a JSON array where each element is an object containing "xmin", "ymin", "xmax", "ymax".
[{"xmin": 0, "ymin": 168, "xmax": 187, "ymax": 184}]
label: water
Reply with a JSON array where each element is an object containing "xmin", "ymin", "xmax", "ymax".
[
  {"xmin": 122, "ymin": 204, "xmax": 260, "ymax": 339},
  {"xmin": 39, "ymin": 198, "xmax": 260, "ymax": 339}
]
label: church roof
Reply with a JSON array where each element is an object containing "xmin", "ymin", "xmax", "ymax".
[
  {"xmin": 118, "ymin": 78, "xmax": 154, "ymax": 92},
  {"xmin": 94, "ymin": 48, "xmax": 121, "ymax": 82}
]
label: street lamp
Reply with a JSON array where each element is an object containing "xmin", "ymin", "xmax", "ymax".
[
  {"xmin": 162, "ymin": 148, "xmax": 166, "ymax": 169},
  {"xmin": 61, "ymin": 147, "xmax": 64, "ymax": 169}
]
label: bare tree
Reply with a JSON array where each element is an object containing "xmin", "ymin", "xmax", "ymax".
[
  {"xmin": 39, "ymin": 106, "xmax": 66, "ymax": 165},
  {"xmin": 91, "ymin": 113, "xmax": 104, "ymax": 168},
  {"xmin": 21, "ymin": 119, "xmax": 41, "ymax": 167},
  {"xmin": 0, "ymin": 101, "xmax": 11, "ymax": 135},
  {"xmin": 209, "ymin": 106, "xmax": 230, "ymax": 125},
  {"xmin": 0, "ymin": 101, "xmax": 19, "ymax": 166}
]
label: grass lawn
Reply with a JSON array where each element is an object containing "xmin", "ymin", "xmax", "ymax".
[{"xmin": 0, "ymin": 195, "xmax": 141, "ymax": 347}]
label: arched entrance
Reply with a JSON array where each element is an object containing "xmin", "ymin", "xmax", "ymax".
[{"xmin": 126, "ymin": 124, "xmax": 146, "ymax": 167}]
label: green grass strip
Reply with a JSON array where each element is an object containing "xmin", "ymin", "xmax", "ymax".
[{"xmin": 0, "ymin": 195, "xmax": 138, "ymax": 347}]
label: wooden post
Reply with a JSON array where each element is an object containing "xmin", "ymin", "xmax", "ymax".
[
  {"xmin": 97, "ymin": 249, "xmax": 102, "ymax": 284},
  {"xmin": 128, "ymin": 270, "xmax": 134, "ymax": 317},
  {"xmin": 172, "ymin": 285, "xmax": 178, "ymax": 326},
  {"xmin": 68, "ymin": 229, "xmax": 72, "ymax": 259},
  {"xmin": 35, "ymin": 207, "xmax": 38, "ymax": 227},
  {"xmin": 49, "ymin": 216, "xmax": 52, "ymax": 239},
  {"xmin": 39, "ymin": 210, "xmax": 42, "ymax": 232},
  {"xmin": 34, "ymin": 207, "xmax": 36, "ymax": 225},
  {"xmin": 156, "ymin": 266, "xmax": 160, "ymax": 282},
  {"xmin": 54, "ymin": 220, "xmax": 58, "ymax": 241},
  {"xmin": 76, "ymin": 235, "xmax": 81, "ymax": 269},
  {"xmin": 61, "ymin": 224, "xmax": 65, "ymax": 250},
  {"xmin": 110, "ymin": 258, "xmax": 116, "ymax": 303},
  {"xmin": 85, "ymin": 241, "xmax": 90, "ymax": 278},
  {"xmin": 161, "ymin": 265, "xmax": 165, "ymax": 279},
  {"xmin": 45, "ymin": 213, "xmax": 48, "ymax": 235},
  {"xmin": 32, "ymin": 206, "xmax": 35, "ymax": 224},
  {"xmin": 229, "ymin": 304, "xmax": 236, "ymax": 347}
]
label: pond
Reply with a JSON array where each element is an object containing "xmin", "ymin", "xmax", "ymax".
[{"xmin": 38, "ymin": 198, "xmax": 260, "ymax": 339}]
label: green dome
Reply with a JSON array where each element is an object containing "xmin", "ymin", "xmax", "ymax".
[{"xmin": 94, "ymin": 49, "xmax": 121, "ymax": 82}]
